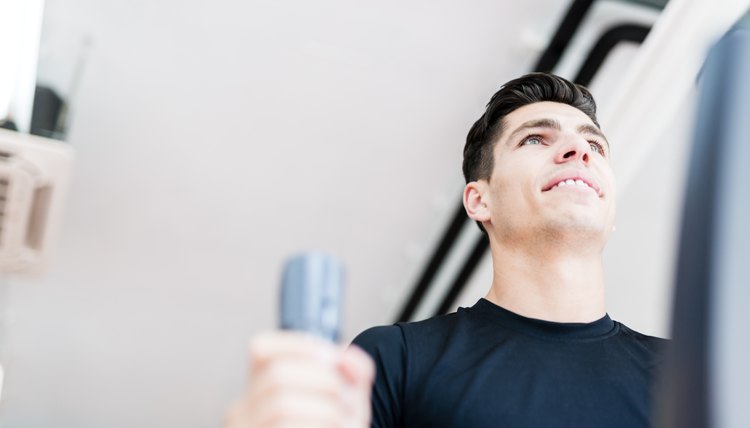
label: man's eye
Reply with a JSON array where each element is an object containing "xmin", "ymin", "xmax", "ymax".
[
  {"xmin": 522, "ymin": 136, "xmax": 543, "ymax": 146},
  {"xmin": 589, "ymin": 141, "xmax": 604, "ymax": 155}
]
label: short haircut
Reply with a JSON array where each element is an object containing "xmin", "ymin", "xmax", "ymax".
[{"xmin": 462, "ymin": 72, "xmax": 600, "ymax": 184}]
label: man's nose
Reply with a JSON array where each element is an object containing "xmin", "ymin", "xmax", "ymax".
[{"xmin": 555, "ymin": 137, "xmax": 590, "ymax": 165}]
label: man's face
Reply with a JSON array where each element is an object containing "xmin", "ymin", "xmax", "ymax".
[{"xmin": 481, "ymin": 101, "xmax": 616, "ymax": 248}]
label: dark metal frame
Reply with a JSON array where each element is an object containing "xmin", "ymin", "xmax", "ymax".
[
  {"xmin": 574, "ymin": 24, "xmax": 651, "ymax": 85},
  {"xmin": 395, "ymin": 204, "xmax": 469, "ymax": 321}
]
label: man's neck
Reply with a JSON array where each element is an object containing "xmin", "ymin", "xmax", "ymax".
[{"xmin": 484, "ymin": 240, "xmax": 606, "ymax": 323}]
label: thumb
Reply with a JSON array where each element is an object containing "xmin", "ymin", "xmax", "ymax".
[
  {"xmin": 339, "ymin": 345, "xmax": 375, "ymax": 427},
  {"xmin": 340, "ymin": 345, "xmax": 376, "ymax": 387}
]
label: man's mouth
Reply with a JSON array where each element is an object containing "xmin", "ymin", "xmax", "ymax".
[{"xmin": 543, "ymin": 175, "xmax": 602, "ymax": 196}]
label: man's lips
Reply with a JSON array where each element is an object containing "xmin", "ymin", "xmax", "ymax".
[{"xmin": 542, "ymin": 173, "xmax": 602, "ymax": 196}]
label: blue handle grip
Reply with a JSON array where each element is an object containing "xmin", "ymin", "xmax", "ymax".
[{"xmin": 279, "ymin": 252, "xmax": 344, "ymax": 342}]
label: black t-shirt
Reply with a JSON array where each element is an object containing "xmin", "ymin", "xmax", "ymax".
[{"xmin": 352, "ymin": 298, "xmax": 668, "ymax": 428}]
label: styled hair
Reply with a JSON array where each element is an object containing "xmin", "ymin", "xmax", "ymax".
[{"xmin": 462, "ymin": 73, "xmax": 599, "ymax": 184}]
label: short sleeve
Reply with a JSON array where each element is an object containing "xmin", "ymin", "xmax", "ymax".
[{"xmin": 350, "ymin": 325, "xmax": 407, "ymax": 428}]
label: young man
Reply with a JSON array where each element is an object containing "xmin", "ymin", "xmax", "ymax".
[{"xmin": 226, "ymin": 73, "xmax": 667, "ymax": 428}]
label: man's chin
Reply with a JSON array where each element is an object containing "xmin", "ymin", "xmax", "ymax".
[{"xmin": 541, "ymin": 215, "xmax": 609, "ymax": 241}]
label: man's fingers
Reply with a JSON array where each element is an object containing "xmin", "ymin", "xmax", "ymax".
[
  {"xmin": 253, "ymin": 390, "xmax": 348, "ymax": 427},
  {"xmin": 226, "ymin": 392, "xmax": 347, "ymax": 428},
  {"xmin": 249, "ymin": 331, "xmax": 340, "ymax": 370},
  {"xmin": 248, "ymin": 358, "xmax": 345, "ymax": 403}
]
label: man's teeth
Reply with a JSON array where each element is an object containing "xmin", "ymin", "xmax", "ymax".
[{"xmin": 555, "ymin": 179, "xmax": 594, "ymax": 191}]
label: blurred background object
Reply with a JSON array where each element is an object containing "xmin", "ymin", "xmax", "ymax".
[
  {"xmin": 0, "ymin": 0, "xmax": 748, "ymax": 427},
  {"xmin": 658, "ymin": 28, "xmax": 750, "ymax": 428},
  {"xmin": 0, "ymin": 130, "xmax": 73, "ymax": 275}
]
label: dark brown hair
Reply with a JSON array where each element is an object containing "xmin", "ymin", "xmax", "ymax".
[{"xmin": 462, "ymin": 73, "xmax": 600, "ymax": 184}]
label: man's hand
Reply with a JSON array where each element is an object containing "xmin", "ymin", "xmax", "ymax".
[{"xmin": 226, "ymin": 331, "xmax": 375, "ymax": 428}]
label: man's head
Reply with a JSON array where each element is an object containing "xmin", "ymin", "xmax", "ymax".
[{"xmin": 462, "ymin": 73, "xmax": 615, "ymax": 251}]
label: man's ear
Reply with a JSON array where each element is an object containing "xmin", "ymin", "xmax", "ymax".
[{"xmin": 463, "ymin": 181, "xmax": 491, "ymax": 223}]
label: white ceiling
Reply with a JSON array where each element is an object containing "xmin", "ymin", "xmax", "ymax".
[{"xmin": 0, "ymin": 0, "xmax": 692, "ymax": 426}]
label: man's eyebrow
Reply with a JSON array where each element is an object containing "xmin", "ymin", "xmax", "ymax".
[
  {"xmin": 506, "ymin": 118, "xmax": 560, "ymax": 144},
  {"xmin": 505, "ymin": 118, "xmax": 610, "ymax": 150},
  {"xmin": 577, "ymin": 124, "xmax": 610, "ymax": 148}
]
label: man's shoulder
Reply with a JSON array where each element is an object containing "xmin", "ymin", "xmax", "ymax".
[
  {"xmin": 616, "ymin": 322, "xmax": 670, "ymax": 346},
  {"xmin": 351, "ymin": 311, "xmax": 461, "ymax": 353},
  {"xmin": 349, "ymin": 316, "xmax": 466, "ymax": 428},
  {"xmin": 351, "ymin": 324, "xmax": 404, "ymax": 354},
  {"xmin": 612, "ymin": 321, "xmax": 671, "ymax": 366}
]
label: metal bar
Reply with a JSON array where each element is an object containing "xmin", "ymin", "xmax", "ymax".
[
  {"xmin": 434, "ymin": 235, "xmax": 489, "ymax": 316},
  {"xmin": 395, "ymin": 203, "xmax": 468, "ymax": 322},
  {"xmin": 534, "ymin": 0, "xmax": 597, "ymax": 72},
  {"xmin": 573, "ymin": 24, "xmax": 651, "ymax": 86}
]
